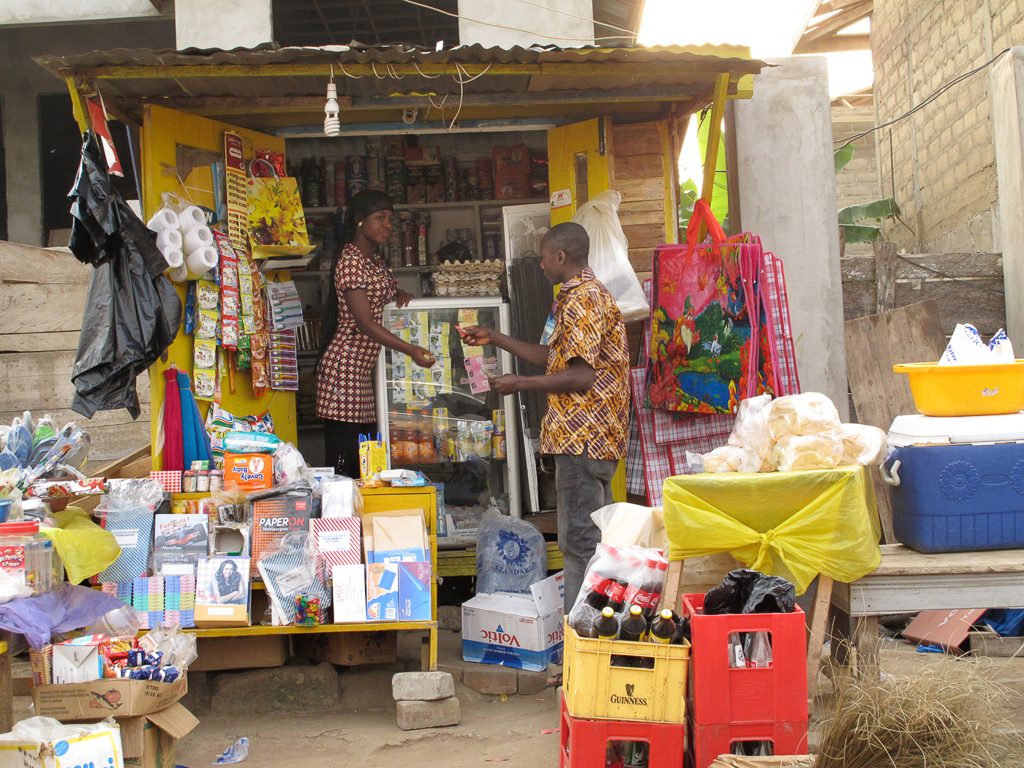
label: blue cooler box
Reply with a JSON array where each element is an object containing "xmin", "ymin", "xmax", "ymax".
[{"xmin": 884, "ymin": 413, "xmax": 1024, "ymax": 553}]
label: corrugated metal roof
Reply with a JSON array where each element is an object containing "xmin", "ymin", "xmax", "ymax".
[
  {"xmin": 36, "ymin": 43, "xmax": 764, "ymax": 132},
  {"xmin": 35, "ymin": 42, "xmax": 762, "ymax": 75}
]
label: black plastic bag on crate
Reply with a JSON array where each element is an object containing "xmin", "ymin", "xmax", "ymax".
[{"xmin": 703, "ymin": 568, "xmax": 796, "ymax": 615}]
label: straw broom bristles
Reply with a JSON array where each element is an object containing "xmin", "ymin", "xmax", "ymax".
[{"xmin": 814, "ymin": 659, "xmax": 1024, "ymax": 768}]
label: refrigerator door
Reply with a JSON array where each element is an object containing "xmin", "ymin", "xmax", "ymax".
[{"xmin": 376, "ymin": 297, "xmax": 521, "ymax": 543}]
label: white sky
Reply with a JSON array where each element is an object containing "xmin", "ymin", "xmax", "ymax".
[{"xmin": 637, "ymin": 0, "xmax": 874, "ymax": 99}]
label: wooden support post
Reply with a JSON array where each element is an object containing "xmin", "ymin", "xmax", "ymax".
[
  {"xmin": 0, "ymin": 635, "xmax": 12, "ymax": 733},
  {"xmin": 661, "ymin": 560, "xmax": 685, "ymax": 616},
  {"xmin": 806, "ymin": 575, "xmax": 835, "ymax": 706},
  {"xmin": 65, "ymin": 77, "xmax": 90, "ymax": 133},
  {"xmin": 699, "ymin": 74, "xmax": 731, "ymax": 207},
  {"xmin": 873, "ymin": 240, "xmax": 898, "ymax": 314}
]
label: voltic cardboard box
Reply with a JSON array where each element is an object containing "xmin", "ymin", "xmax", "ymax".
[
  {"xmin": 120, "ymin": 703, "xmax": 199, "ymax": 768},
  {"xmin": 462, "ymin": 572, "xmax": 564, "ymax": 672},
  {"xmin": 0, "ymin": 718, "xmax": 124, "ymax": 768},
  {"xmin": 32, "ymin": 675, "xmax": 188, "ymax": 720},
  {"xmin": 190, "ymin": 636, "xmax": 287, "ymax": 672},
  {"xmin": 295, "ymin": 631, "xmax": 398, "ymax": 666}
]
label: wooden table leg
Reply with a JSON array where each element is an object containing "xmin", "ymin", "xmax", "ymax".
[
  {"xmin": 806, "ymin": 575, "xmax": 835, "ymax": 707},
  {"xmin": 0, "ymin": 634, "xmax": 12, "ymax": 733},
  {"xmin": 421, "ymin": 626, "xmax": 438, "ymax": 671},
  {"xmin": 853, "ymin": 615, "xmax": 880, "ymax": 680},
  {"xmin": 660, "ymin": 560, "xmax": 685, "ymax": 615}
]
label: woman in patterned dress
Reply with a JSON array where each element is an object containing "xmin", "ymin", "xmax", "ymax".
[{"xmin": 316, "ymin": 190, "xmax": 435, "ymax": 477}]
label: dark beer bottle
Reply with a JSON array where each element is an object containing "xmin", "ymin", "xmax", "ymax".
[
  {"xmin": 649, "ymin": 609, "xmax": 676, "ymax": 644},
  {"xmin": 594, "ymin": 606, "xmax": 619, "ymax": 640},
  {"xmin": 619, "ymin": 605, "xmax": 648, "ymax": 643}
]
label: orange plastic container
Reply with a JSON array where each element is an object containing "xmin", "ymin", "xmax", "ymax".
[{"xmin": 892, "ymin": 361, "xmax": 1024, "ymax": 416}]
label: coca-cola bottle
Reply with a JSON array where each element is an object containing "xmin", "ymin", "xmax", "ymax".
[{"xmin": 569, "ymin": 546, "xmax": 620, "ymax": 638}]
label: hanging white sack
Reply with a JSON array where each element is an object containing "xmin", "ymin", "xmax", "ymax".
[{"xmin": 572, "ymin": 190, "xmax": 650, "ymax": 323}]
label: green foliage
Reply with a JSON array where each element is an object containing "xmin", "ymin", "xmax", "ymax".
[
  {"xmin": 834, "ymin": 143, "xmax": 855, "ymax": 173},
  {"xmin": 679, "ymin": 109, "xmax": 729, "ymax": 232}
]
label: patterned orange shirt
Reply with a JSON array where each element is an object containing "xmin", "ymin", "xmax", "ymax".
[{"xmin": 540, "ymin": 268, "xmax": 629, "ymax": 460}]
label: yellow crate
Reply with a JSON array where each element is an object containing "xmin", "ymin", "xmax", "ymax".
[
  {"xmin": 893, "ymin": 360, "xmax": 1024, "ymax": 416},
  {"xmin": 562, "ymin": 620, "xmax": 690, "ymax": 724}
]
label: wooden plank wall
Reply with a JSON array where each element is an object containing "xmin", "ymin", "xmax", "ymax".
[
  {"xmin": 613, "ymin": 121, "xmax": 675, "ymax": 286},
  {"xmin": 0, "ymin": 242, "xmax": 150, "ymax": 463},
  {"xmin": 842, "ymin": 251, "xmax": 1006, "ymax": 335}
]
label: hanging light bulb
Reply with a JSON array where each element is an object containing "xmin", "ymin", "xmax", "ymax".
[{"xmin": 324, "ymin": 66, "xmax": 340, "ymax": 137}]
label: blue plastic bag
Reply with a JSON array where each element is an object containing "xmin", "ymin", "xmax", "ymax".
[
  {"xmin": 475, "ymin": 511, "xmax": 547, "ymax": 594},
  {"xmin": 0, "ymin": 584, "xmax": 126, "ymax": 649}
]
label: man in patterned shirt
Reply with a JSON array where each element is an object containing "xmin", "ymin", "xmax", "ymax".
[{"xmin": 463, "ymin": 222, "xmax": 629, "ymax": 611}]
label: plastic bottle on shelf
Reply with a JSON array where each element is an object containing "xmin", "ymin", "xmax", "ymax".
[{"xmin": 88, "ymin": 604, "xmax": 144, "ymax": 637}]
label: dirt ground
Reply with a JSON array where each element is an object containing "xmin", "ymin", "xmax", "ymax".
[{"xmin": 11, "ymin": 634, "xmax": 1024, "ymax": 767}]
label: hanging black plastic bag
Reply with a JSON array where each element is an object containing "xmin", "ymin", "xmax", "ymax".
[{"xmin": 69, "ymin": 131, "xmax": 181, "ymax": 419}]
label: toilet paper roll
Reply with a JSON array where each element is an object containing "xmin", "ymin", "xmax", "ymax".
[
  {"xmin": 185, "ymin": 244, "xmax": 218, "ymax": 277},
  {"xmin": 167, "ymin": 264, "xmax": 189, "ymax": 283},
  {"xmin": 156, "ymin": 228, "xmax": 183, "ymax": 254},
  {"xmin": 183, "ymin": 226, "xmax": 214, "ymax": 255},
  {"xmin": 179, "ymin": 205, "xmax": 208, "ymax": 232},
  {"xmin": 163, "ymin": 248, "xmax": 184, "ymax": 269},
  {"xmin": 147, "ymin": 208, "xmax": 179, "ymax": 232}
]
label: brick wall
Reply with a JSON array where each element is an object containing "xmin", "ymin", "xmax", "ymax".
[{"xmin": 872, "ymin": 0, "xmax": 1024, "ymax": 253}]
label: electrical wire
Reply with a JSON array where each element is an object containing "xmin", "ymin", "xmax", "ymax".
[
  {"xmin": 398, "ymin": 0, "xmax": 635, "ymax": 43},
  {"xmin": 835, "ymin": 48, "xmax": 1011, "ymax": 147},
  {"xmin": 513, "ymin": 0, "xmax": 638, "ymax": 36},
  {"xmin": 894, "ymin": 254, "xmax": 1007, "ymax": 298}
]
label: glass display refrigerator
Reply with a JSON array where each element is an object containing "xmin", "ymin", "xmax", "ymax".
[{"xmin": 376, "ymin": 297, "xmax": 521, "ymax": 543}]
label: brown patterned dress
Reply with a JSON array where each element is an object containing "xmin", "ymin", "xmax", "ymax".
[{"xmin": 315, "ymin": 243, "xmax": 398, "ymax": 423}]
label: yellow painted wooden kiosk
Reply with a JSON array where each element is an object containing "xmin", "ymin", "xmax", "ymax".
[{"xmin": 39, "ymin": 43, "xmax": 762, "ymax": 672}]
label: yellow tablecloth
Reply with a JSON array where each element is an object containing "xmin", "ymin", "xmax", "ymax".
[{"xmin": 662, "ymin": 466, "xmax": 881, "ymax": 593}]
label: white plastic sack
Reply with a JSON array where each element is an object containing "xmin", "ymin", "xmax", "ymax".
[
  {"xmin": 590, "ymin": 503, "xmax": 667, "ymax": 549},
  {"xmin": 476, "ymin": 511, "xmax": 547, "ymax": 594},
  {"xmin": 0, "ymin": 567, "xmax": 31, "ymax": 604},
  {"xmin": 572, "ymin": 190, "xmax": 650, "ymax": 323}
]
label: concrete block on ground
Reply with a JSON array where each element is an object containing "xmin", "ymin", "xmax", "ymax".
[
  {"xmin": 438, "ymin": 605, "xmax": 462, "ymax": 631},
  {"xmin": 396, "ymin": 697, "xmax": 461, "ymax": 730},
  {"xmin": 462, "ymin": 665, "xmax": 518, "ymax": 695},
  {"xmin": 436, "ymin": 662, "xmax": 465, "ymax": 684},
  {"xmin": 180, "ymin": 670, "xmax": 212, "ymax": 713},
  {"xmin": 392, "ymin": 671, "xmax": 456, "ymax": 701},
  {"xmin": 340, "ymin": 667, "xmax": 399, "ymax": 711},
  {"xmin": 517, "ymin": 670, "xmax": 548, "ymax": 696},
  {"xmin": 210, "ymin": 662, "xmax": 337, "ymax": 713}
]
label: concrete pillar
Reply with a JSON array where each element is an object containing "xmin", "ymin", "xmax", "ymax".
[
  {"xmin": 457, "ymin": 0, "xmax": 593, "ymax": 48},
  {"xmin": 990, "ymin": 48, "xmax": 1024, "ymax": 346},
  {"xmin": 174, "ymin": 0, "xmax": 272, "ymax": 50},
  {"xmin": 733, "ymin": 57, "xmax": 849, "ymax": 418}
]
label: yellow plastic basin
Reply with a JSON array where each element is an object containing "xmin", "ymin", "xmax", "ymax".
[{"xmin": 893, "ymin": 360, "xmax": 1024, "ymax": 416}]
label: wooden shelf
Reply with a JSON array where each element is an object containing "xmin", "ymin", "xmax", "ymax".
[{"xmin": 304, "ymin": 199, "xmax": 544, "ymax": 216}]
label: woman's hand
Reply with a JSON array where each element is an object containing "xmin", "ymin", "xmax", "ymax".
[
  {"xmin": 411, "ymin": 346, "xmax": 437, "ymax": 368},
  {"xmin": 395, "ymin": 289, "xmax": 413, "ymax": 308},
  {"xmin": 460, "ymin": 325, "xmax": 493, "ymax": 346}
]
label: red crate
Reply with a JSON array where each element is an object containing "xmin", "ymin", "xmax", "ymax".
[
  {"xmin": 688, "ymin": 719, "xmax": 809, "ymax": 768},
  {"xmin": 560, "ymin": 691, "xmax": 686, "ymax": 767},
  {"xmin": 682, "ymin": 594, "xmax": 808, "ymax": 726}
]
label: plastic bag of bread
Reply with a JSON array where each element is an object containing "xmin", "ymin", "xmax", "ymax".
[
  {"xmin": 768, "ymin": 392, "xmax": 842, "ymax": 440},
  {"xmin": 701, "ymin": 445, "xmax": 750, "ymax": 473},
  {"xmin": 728, "ymin": 394, "xmax": 774, "ymax": 472},
  {"xmin": 590, "ymin": 503, "xmax": 667, "ymax": 549},
  {"xmin": 771, "ymin": 432, "xmax": 844, "ymax": 471},
  {"xmin": 839, "ymin": 423, "xmax": 887, "ymax": 466}
]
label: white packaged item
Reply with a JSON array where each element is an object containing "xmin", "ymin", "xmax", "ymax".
[
  {"xmin": 728, "ymin": 394, "xmax": 774, "ymax": 471},
  {"xmin": 590, "ymin": 502, "xmax": 667, "ymax": 549},
  {"xmin": 332, "ymin": 564, "xmax": 367, "ymax": 623},
  {"xmin": 771, "ymin": 432, "xmax": 844, "ymax": 471},
  {"xmin": 838, "ymin": 423, "xmax": 887, "ymax": 466},
  {"xmin": 939, "ymin": 323, "xmax": 1015, "ymax": 366},
  {"xmin": 178, "ymin": 204, "xmax": 208, "ymax": 231},
  {"xmin": 887, "ymin": 412, "xmax": 1024, "ymax": 447}
]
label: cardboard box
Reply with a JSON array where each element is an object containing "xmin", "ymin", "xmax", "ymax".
[
  {"xmin": 398, "ymin": 562, "xmax": 432, "ymax": 621},
  {"xmin": 312, "ymin": 517, "xmax": 362, "ymax": 569},
  {"xmin": 462, "ymin": 572, "xmax": 564, "ymax": 672},
  {"xmin": 32, "ymin": 676, "xmax": 188, "ymax": 720},
  {"xmin": 0, "ymin": 719, "xmax": 124, "ymax": 768},
  {"xmin": 117, "ymin": 704, "xmax": 198, "ymax": 767},
  {"xmin": 332, "ymin": 564, "xmax": 368, "ymax": 623},
  {"xmin": 366, "ymin": 563, "xmax": 399, "ymax": 621},
  {"xmin": 296, "ymin": 631, "xmax": 398, "ymax": 666},
  {"xmin": 361, "ymin": 508, "xmax": 424, "ymax": 562},
  {"xmin": 190, "ymin": 636, "xmax": 287, "ymax": 672}
]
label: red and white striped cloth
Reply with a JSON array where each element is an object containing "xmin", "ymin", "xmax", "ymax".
[{"xmin": 762, "ymin": 252, "xmax": 801, "ymax": 396}]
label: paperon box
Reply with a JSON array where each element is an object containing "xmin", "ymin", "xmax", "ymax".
[
  {"xmin": 251, "ymin": 491, "xmax": 313, "ymax": 563},
  {"xmin": 366, "ymin": 563, "xmax": 399, "ymax": 622},
  {"xmin": 332, "ymin": 564, "xmax": 368, "ymax": 623},
  {"xmin": 398, "ymin": 562, "xmax": 432, "ymax": 621},
  {"xmin": 0, "ymin": 718, "xmax": 124, "ymax": 768},
  {"xmin": 461, "ymin": 571, "xmax": 564, "ymax": 672}
]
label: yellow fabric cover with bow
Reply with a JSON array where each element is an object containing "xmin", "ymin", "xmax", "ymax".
[{"xmin": 662, "ymin": 466, "xmax": 881, "ymax": 593}]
